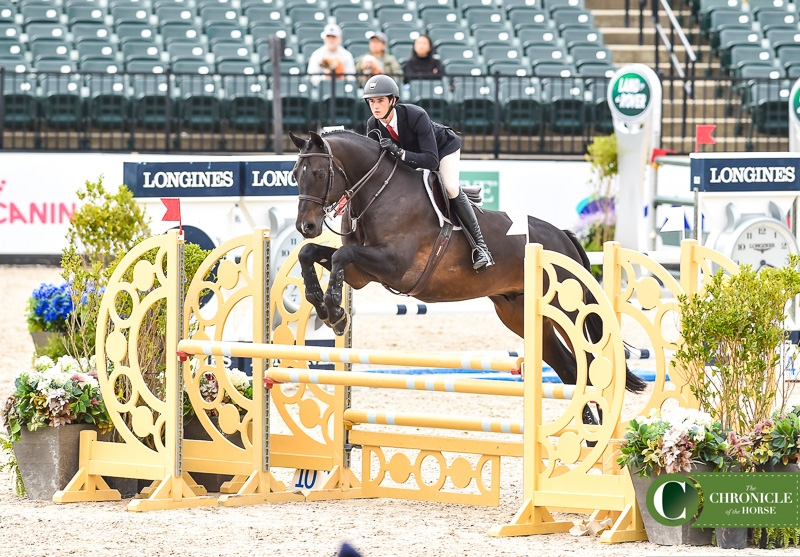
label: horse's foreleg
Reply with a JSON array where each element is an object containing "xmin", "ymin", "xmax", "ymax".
[
  {"xmin": 324, "ymin": 245, "xmax": 405, "ymax": 336},
  {"xmin": 298, "ymin": 243, "xmax": 337, "ymax": 325}
]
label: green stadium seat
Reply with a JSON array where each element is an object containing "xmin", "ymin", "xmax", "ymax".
[
  {"xmin": 570, "ymin": 45, "xmax": 612, "ymax": 70},
  {"xmin": 2, "ymin": 73, "xmax": 38, "ymax": 131},
  {"xmin": 86, "ymin": 74, "xmax": 129, "ymax": 130},
  {"xmin": 277, "ymin": 76, "xmax": 314, "ymax": 131},
  {"xmin": 168, "ymin": 41, "xmax": 208, "ymax": 62},
  {"xmin": 27, "ymin": 23, "xmax": 68, "ymax": 41},
  {"xmin": 206, "ymin": 22, "xmax": 247, "ymax": 46},
  {"xmin": 408, "ymin": 78, "xmax": 450, "ymax": 123},
  {"xmin": 196, "ymin": 0, "xmax": 235, "ymax": 11},
  {"xmin": 443, "ymin": 58, "xmax": 483, "ymax": 76},
  {"xmin": 111, "ymin": 5, "xmax": 151, "ymax": 29},
  {"xmin": 122, "ymin": 40, "xmax": 162, "ymax": 64},
  {"xmin": 437, "ymin": 44, "xmax": 478, "ymax": 64},
  {"xmin": 328, "ymin": 0, "xmax": 366, "ymax": 8},
  {"xmin": 526, "ymin": 45, "xmax": 568, "ymax": 69},
  {"xmin": 561, "ymin": 28, "xmax": 604, "ymax": 50},
  {"xmin": 176, "ymin": 78, "xmax": 221, "ymax": 131},
  {"xmin": 340, "ymin": 24, "xmax": 373, "ymax": 45},
  {"xmin": 417, "ymin": 0, "xmax": 455, "ymax": 14},
  {"xmin": 421, "ymin": 7, "xmax": 462, "ymax": 29},
  {"xmin": 31, "ymin": 40, "xmax": 71, "ymax": 63},
  {"xmin": 79, "ymin": 58, "xmax": 121, "ymax": 72},
  {"xmin": 72, "ymin": 23, "xmax": 114, "ymax": 42},
  {"xmin": 244, "ymin": 7, "xmax": 284, "ymax": 30},
  {"xmin": 765, "ymin": 28, "xmax": 800, "ymax": 51},
  {"xmin": 385, "ymin": 26, "xmax": 422, "ymax": 48},
  {"xmin": 40, "ymin": 75, "xmax": 85, "ymax": 130},
  {"xmin": 552, "ymin": 8, "xmax": 595, "ymax": 32},
  {"xmin": 218, "ymin": 59, "xmax": 258, "ymax": 74},
  {"xmin": 488, "ymin": 60, "xmax": 531, "ymax": 76},
  {"xmin": 117, "ymin": 22, "xmax": 158, "ymax": 45},
  {"xmin": 0, "ymin": 23, "xmax": 20, "ymax": 41},
  {"xmin": 161, "ymin": 22, "xmax": 203, "ymax": 47},
  {"xmin": 132, "ymin": 73, "xmax": 171, "ymax": 129},
  {"xmin": 0, "ymin": 4, "xmax": 15, "ymax": 24},
  {"xmin": 586, "ymin": 77, "xmax": 613, "ymax": 133},
  {"xmin": 747, "ymin": 0, "xmax": 789, "ymax": 14},
  {"xmin": 428, "ymin": 27, "xmax": 469, "ymax": 48},
  {"xmin": 717, "ymin": 28, "xmax": 760, "ymax": 66},
  {"xmin": 547, "ymin": 0, "xmax": 586, "ymax": 16},
  {"xmin": 746, "ymin": 78, "xmax": 790, "ymax": 136},
  {"xmin": 250, "ymin": 23, "xmax": 288, "ymax": 47},
  {"xmin": 21, "ymin": 5, "xmax": 60, "ymax": 28},
  {"xmin": 465, "ymin": 8, "xmax": 505, "ymax": 29},
  {"xmin": 152, "ymin": 0, "xmax": 190, "ymax": 10},
  {"xmin": 578, "ymin": 61, "xmax": 615, "ymax": 78},
  {"xmin": 0, "ymin": 40, "xmax": 24, "ymax": 59},
  {"xmin": 499, "ymin": 78, "xmax": 542, "ymax": 134},
  {"xmin": 472, "ymin": 28, "xmax": 514, "ymax": 50},
  {"xmin": 35, "ymin": 58, "xmax": 77, "ymax": 73},
  {"xmin": 156, "ymin": 6, "xmax": 196, "ymax": 28},
  {"xmin": 200, "ymin": 6, "xmax": 242, "ymax": 28},
  {"xmin": 318, "ymin": 79, "xmax": 358, "ymax": 128},
  {"xmin": 503, "ymin": 0, "xmax": 545, "ymax": 15},
  {"xmin": 728, "ymin": 43, "xmax": 775, "ymax": 76},
  {"xmin": 517, "ymin": 28, "xmax": 558, "ymax": 50},
  {"xmin": 508, "ymin": 8, "xmax": 548, "ymax": 32},
  {"xmin": 288, "ymin": 6, "xmax": 328, "ymax": 31},
  {"xmin": 708, "ymin": 11, "xmax": 753, "ymax": 57},
  {"xmin": 213, "ymin": 42, "xmax": 252, "ymax": 64},
  {"xmin": 76, "ymin": 40, "xmax": 117, "ymax": 64},
  {"xmin": 343, "ymin": 37, "xmax": 369, "ymax": 53},
  {"xmin": 451, "ymin": 77, "xmax": 494, "ymax": 132},
  {"xmin": 533, "ymin": 61, "xmax": 578, "ymax": 78},
  {"xmin": 697, "ymin": 0, "xmax": 740, "ymax": 32},
  {"xmin": 67, "ymin": 5, "xmax": 107, "ymax": 26},
  {"xmin": 756, "ymin": 9, "xmax": 797, "ymax": 33},
  {"xmin": 777, "ymin": 44, "xmax": 800, "ymax": 73},
  {"xmin": 127, "ymin": 58, "xmax": 167, "ymax": 73},
  {"xmin": 331, "ymin": 5, "xmax": 372, "ymax": 25},
  {"xmin": 222, "ymin": 73, "xmax": 270, "ymax": 131},
  {"xmin": 482, "ymin": 45, "xmax": 525, "ymax": 66},
  {"xmin": 457, "ymin": 0, "xmax": 495, "ymax": 15},
  {"xmin": 379, "ymin": 7, "xmax": 418, "ymax": 27},
  {"xmin": 542, "ymin": 76, "xmax": 586, "ymax": 132},
  {"xmin": 372, "ymin": 0, "xmax": 407, "ymax": 12}
]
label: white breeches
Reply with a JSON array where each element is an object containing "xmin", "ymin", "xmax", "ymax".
[{"xmin": 440, "ymin": 149, "xmax": 461, "ymax": 199}]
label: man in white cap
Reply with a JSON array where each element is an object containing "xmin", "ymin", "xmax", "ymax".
[
  {"xmin": 307, "ymin": 23, "xmax": 356, "ymax": 86},
  {"xmin": 355, "ymin": 31, "xmax": 402, "ymax": 85}
]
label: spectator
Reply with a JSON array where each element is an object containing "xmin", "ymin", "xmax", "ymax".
[
  {"xmin": 307, "ymin": 23, "xmax": 356, "ymax": 87},
  {"xmin": 355, "ymin": 31, "xmax": 402, "ymax": 85},
  {"xmin": 402, "ymin": 34, "xmax": 444, "ymax": 83}
]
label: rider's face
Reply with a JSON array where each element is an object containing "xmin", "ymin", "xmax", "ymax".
[{"xmin": 367, "ymin": 96, "xmax": 392, "ymax": 120}]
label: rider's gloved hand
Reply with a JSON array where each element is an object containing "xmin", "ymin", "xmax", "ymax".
[{"xmin": 379, "ymin": 137, "xmax": 404, "ymax": 159}]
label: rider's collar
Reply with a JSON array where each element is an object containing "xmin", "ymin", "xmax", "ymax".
[{"xmin": 380, "ymin": 107, "xmax": 398, "ymax": 135}]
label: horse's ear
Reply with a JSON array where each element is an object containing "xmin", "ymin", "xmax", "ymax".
[
  {"xmin": 309, "ymin": 131, "xmax": 325, "ymax": 149},
  {"xmin": 289, "ymin": 131, "xmax": 305, "ymax": 150}
]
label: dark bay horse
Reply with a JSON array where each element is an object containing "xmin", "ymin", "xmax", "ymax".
[{"xmin": 289, "ymin": 130, "xmax": 646, "ymax": 393}]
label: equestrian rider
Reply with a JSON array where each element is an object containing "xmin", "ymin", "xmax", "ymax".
[{"xmin": 361, "ymin": 74, "xmax": 494, "ymax": 272}]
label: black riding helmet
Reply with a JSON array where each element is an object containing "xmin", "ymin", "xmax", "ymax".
[{"xmin": 362, "ymin": 74, "xmax": 399, "ymax": 120}]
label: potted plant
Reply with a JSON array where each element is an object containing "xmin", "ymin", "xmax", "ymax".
[
  {"xmin": 183, "ymin": 363, "xmax": 252, "ymax": 492},
  {"xmin": 26, "ymin": 282, "xmax": 73, "ymax": 355},
  {"xmin": 672, "ymin": 260, "xmax": 800, "ymax": 548},
  {"xmin": 575, "ymin": 134, "xmax": 617, "ymax": 277},
  {"xmin": 0, "ymin": 355, "xmax": 112, "ymax": 500},
  {"xmin": 618, "ymin": 407, "xmax": 732, "ymax": 546}
]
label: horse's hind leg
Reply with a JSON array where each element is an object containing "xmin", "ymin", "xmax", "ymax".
[{"xmin": 297, "ymin": 243, "xmax": 337, "ymax": 325}]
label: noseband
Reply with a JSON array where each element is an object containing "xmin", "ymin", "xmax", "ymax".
[{"xmin": 296, "ymin": 137, "xmax": 398, "ymax": 230}]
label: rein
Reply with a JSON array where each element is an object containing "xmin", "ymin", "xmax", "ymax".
[{"xmin": 298, "ymin": 138, "xmax": 399, "ymax": 236}]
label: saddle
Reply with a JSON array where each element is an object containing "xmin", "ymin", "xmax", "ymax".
[{"xmin": 425, "ymin": 170, "xmax": 482, "ymax": 224}]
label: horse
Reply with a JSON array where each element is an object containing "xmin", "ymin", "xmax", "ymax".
[{"xmin": 288, "ymin": 130, "xmax": 647, "ymax": 394}]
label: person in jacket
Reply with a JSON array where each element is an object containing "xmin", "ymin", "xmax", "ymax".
[
  {"xmin": 307, "ymin": 23, "xmax": 356, "ymax": 86},
  {"xmin": 402, "ymin": 34, "xmax": 444, "ymax": 83},
  {"xmin": 361, "ymin": 74, "xmax": 494, "ymax": 272},
  {"xmin": 355, "ymin": 31, "xmax": 402, "ymax": 85}
]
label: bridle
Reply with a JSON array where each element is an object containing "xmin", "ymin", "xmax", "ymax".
[{"xmin": 296, "ymin": 136, "xmax": 399, "ymax": 235}]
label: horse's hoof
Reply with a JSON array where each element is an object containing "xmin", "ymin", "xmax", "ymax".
[{"xmin": 331, "ymin": 310, "xmax": 351, "ymax": 336}]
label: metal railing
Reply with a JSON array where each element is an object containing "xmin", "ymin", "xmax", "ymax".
[{"xmin": 0, "ymin": 69, "xmax": 792, "ymax": 155}]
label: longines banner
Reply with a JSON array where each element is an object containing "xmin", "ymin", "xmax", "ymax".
[
  {"xmin": 690, "ymin": 154, "xmax": 800, "ymax": 193},
  {"xmin": 646, "ymin": 472, "xmax": 800, "ymax": 528}
]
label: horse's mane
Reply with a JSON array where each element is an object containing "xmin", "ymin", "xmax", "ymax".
[{"xmin": 321, "ymin": 129, "xmax": 379, "ymax": 150}]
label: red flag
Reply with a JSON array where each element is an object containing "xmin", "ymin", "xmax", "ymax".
[
  {"xmin": 161, "ymin": 198, "xmax": 182, "ymax": 235},
  {"xmin": 695, "ymin": 125, "xmax": 716, "ymax": 152},
  {"xmin": 650, "ymin": 147, "xmax": 677, "ymax": 166}
]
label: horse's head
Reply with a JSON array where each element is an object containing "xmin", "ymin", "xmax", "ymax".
[{"xmin": 290, "ymin": 130, "xmax": 342, "ymax": 238}]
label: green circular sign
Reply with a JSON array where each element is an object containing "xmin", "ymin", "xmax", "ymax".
[
  {"xmin": 646, "ymin": 473, "xmax": 701, "ymax": 527},
  {"xmin": 791, "ymin": 81, "xmax": 800, "ymax": 125},
  {"xmin": 609, "ymin": 71, "xmax": 652, "ymax": 122}
]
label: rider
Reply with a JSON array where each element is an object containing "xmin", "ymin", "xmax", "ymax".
[{"xmin": 361, "ymin": 74, "xmax": 494, "ymax": 272}]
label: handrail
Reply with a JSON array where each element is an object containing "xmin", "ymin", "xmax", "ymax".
[{"xmin": 651, "ymin": 0, "xmax": 697, "ymax": 139}]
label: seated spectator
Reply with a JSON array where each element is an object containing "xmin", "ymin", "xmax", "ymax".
[
  {"xmin": 307, "ymin": 23, "xmax": 356, "ymax": 87},
  {"xmin": 403, "ymin": 34, "xmax": 444, "ymax": 83},
  {"xmin": 355, "ymin": 31, "xmax": 402, "ymax": 85}
]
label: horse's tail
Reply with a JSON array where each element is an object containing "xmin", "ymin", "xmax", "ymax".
[{"xmin": 563, "ymin": 229, "xmax": 648, "ymax": 394}]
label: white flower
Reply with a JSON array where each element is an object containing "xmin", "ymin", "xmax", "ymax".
[{"xmin": 226, "ymin": 368, "xmax": 251, "ymax": 391}]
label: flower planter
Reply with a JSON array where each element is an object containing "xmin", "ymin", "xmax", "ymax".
[
  {"xmin": 29, "ymin": 331, "xmax": 63, "ymax": 351},
  {"xmin": 630, "ymin": 463, "xmax": 714, "ymax": 546},
  {"xmin": 716, "ymin": 527, "xmax": 748, "ymax": 549},
  {"xmin": 13, "ymin": 423, "xmax": 97, "ymax": 500}
]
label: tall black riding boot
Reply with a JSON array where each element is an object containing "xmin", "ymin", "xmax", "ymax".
[{"xmin": 452, "ymin": 190, "xmax": 495, "ymax": 272}]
